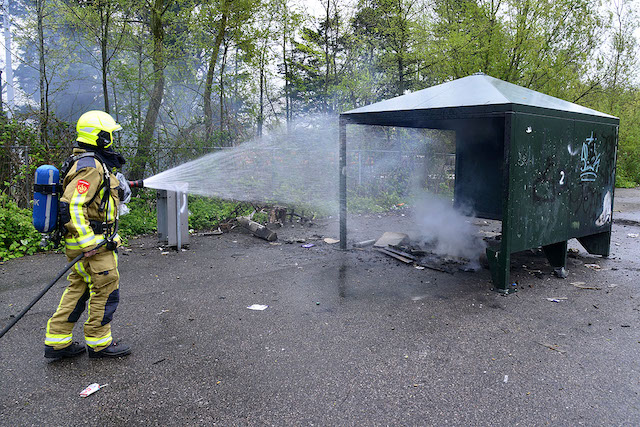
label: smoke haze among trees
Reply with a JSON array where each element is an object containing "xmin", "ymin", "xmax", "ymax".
[{"xmin": 1, "ymin": 0, "xmax": 639, "ymax": 186}]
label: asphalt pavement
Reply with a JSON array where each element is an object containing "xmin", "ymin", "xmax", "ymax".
[{"xmin": 1, "ymin": 190, "xmax": 639, "ymax": 425}]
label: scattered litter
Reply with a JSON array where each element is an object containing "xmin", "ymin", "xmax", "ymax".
[
  {"xmin": 378, "ymin": 246, "xmax": 417, "ymax": 263},
  {"xmin": 237, "ymin": 216, "xmax": 277, "ymax": 241},
  {"xmin": 301, "ymin": 243, "xmax": 315, "ymax": 248},
  {"xmin": 415, "ymin": 265, "xmax": 425, "ymax": 270},
  {"xmin": 376, "ymin": 247, "xmax": 412, "ymax": 264},
  {"xmin": 536, "ymin": 342, "xmax": 566, "ymax": 354},
  {"xmin": 627, "ymin": 233, "xmax": 639, "ymax": 238},
  {"xmin": 570, "ymin": 282, "xmax": 601, "ymax": 290},
  {"xmin": 315, "ymin": 301, "xmax": 320, "ymax": 305},
  {"xmin": 199, "ymin": 229, "xmax": 223, "ymax": 236},
  {"xmin": 411, "ymin": 296, "xmax": 426, "ymax": 301},
  {"xmin": 417, "ymin": 263, "xmax": 450, "ymax": 274},
  {"xmin": 79, "ymin": 383, "xmax": 107, "ymax": 398},
  {"xmin": 323, "ymin": 238, "xmax": 339, "ymax": 244},
  {"xmin": 584, "ymin": 264, "xmax": 602, "ymax": 271},
  {"xmin": 621, "ymin": 325, "xmax": 631, "ymax": 328},
  {"xmin": 546, "ymin": 297, "xmax": 568, "ymax": 303},
  {"xmin": 152, "ymin": 358, "xmax": 166, "ymax": 365},
  {"xmin": 247, "ymin": 304, "xmax": 268, "ymax": 311},
  {"xmin": 157, "ymin": 309, "xmax": 170, "ymax": 314},
  {"xmin": 503, "ymin": 375, "xmax": 509, "ymax": 383},
  {"xmin": 608, "ymin": 284, "xmax": 619, "ymax": 288},
  {"xmin": 459, "ymin": 262, "xmax": 481, "ymax": 272},
  {"xmin": 374, "ymin": 232, "xmax": 409, "ymax": 248},
  {"xmin": 161, "ymin": 252, "xmax": 170, "ymax": 255},
  {"xmin": 269, "ymin": 242, "xmax": 282, "ymax": 246},
  {"xmin": 353, "ymin": 239, "xmax": 376, "ymax": 248}
]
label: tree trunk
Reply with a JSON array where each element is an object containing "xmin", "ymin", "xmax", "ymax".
[
  {"xmin": 204, "ymin": 4, "xmax": 228, "ymax": 143},
  {"xmin": 398, "ymin": 55, "xmax": 404, "ymax": 96},
  {"xmin": 37, "ymin": 0, "xmax": 47, "ymax": 149},
  {"xmin": 257, "ymin": 63, "xmax": 264, "ymax": 137},
  {"xmin": 283, "ymin": 17, "xmax": 290, "ymax": 128},
  {"xmin": 219, "ymin": 41, "xmax": 228, "ymax": 146},
  {"xmin": 137, "ymin": 41, "xmax": 143, "ymax": 136},
  {"xmin": 100, "ymin": 2, "xmax": 111, "ymax": 113},
  {"xmin": 129, "ymin": 0, "xmax": 166, "ymax": 181},
  {"xmin": 323, "ymin": 0, "xmax": 330, "ymax": 113}
]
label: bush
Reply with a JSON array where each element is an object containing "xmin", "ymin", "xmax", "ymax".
[
  {"xmin": 616, "ymin": 146, "xmax": 640, "ymax": 188},
  {"xmin": 118, "ymin": 191, "xmax": 157, "ymax": 237},
  {"xmin": 188, "ymin": 196, "xmax": 255, "ymax": 230},
  {"xmin": 119, "ymin": 193, "xmax": 267, "ymax": 237},
  {"xmin": 0, "ymin": 192, "xmax": 42, "ymax": 261},
  {"xmin": 347, "ymin": 191, "xmax": 404, "ymax": 213}
]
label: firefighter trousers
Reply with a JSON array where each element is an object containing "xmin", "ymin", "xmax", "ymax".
[{"xmin": 45, "ymin": 250, "xmax": 120, "ymax": 351}]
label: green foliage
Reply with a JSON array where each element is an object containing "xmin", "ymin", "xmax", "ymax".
[
  {"xmin": 188, "ymin": 195, "xmax": 255, "ymax": 229},
  {"xmin": 348, "ymin": 191, "xmax": 403, "ymax": 214},
  {"xmin": 616, "ymin": 143, "xmax": 640, "ymax": 188},
  {"xmin": 118, "ymin": 191, "xmax": 157, "ymax": 237},
  {"xmin": 0, "ymin": 192, "xmax": 42, "ymax": 261}
]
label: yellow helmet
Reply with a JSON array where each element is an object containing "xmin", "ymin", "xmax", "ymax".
[{"xmin": 76, "ymin": 110, "xmax": 122, "ymax": 149}]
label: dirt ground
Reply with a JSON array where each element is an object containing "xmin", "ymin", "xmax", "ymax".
[{"xmin": 0, "ymin": 196, "xmax": 639, "ymax": 425}]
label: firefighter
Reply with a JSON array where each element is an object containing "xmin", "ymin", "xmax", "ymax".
[{"xmin": 44, "ymin": 110, "xmax": 131, "ymax": 359}]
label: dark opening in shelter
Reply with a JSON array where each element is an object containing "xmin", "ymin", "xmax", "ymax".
[{"xmin": 339, "ymin": 73, "xmax": 619, "ymax": 292}]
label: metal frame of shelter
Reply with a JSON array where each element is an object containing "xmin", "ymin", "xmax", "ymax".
[{"xmin": 338, "ymin": 73, "xmax": 620, "ymax": 293}]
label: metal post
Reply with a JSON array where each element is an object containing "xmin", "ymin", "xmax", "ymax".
[
  {"xmin": 339, "ymin": 116, "xmax": 347, "ymax": 250},
  {"xmin": 176, "ymin": 190, "xmax": 182, "ymax": 250}
]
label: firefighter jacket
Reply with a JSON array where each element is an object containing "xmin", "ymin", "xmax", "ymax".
[{"xmin": 60, "ymin": 148, "xmax": 121, "ymax": 255}]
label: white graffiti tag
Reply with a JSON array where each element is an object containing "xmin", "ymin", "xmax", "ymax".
[
  {"xmin": 595, "ymin": 190, "xmax": 612, "ymax": 226},
  {"xmin": 580, "ymin": 132, "xmax": 601, "ymax": 182}
]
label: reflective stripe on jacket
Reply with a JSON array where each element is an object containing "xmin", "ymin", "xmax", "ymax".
[{"xmin": 61, "ymin": 148, "xmax": 121, "ymax": 252}]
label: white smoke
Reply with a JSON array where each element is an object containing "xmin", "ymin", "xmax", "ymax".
[{"xmin": 412, "ymin": 191, "xmax": 486, "ymax": 264}]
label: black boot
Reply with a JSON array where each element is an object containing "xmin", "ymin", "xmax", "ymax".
[
  {"xmin": 44, "ymin": 342, "xmax": 85, "ymax": 359},
  {"xmin": 87, "ymin": 341, "xmax": 131, "ymax": 359}
]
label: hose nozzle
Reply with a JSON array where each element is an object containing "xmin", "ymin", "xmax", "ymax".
[{"xmin": 128, "ymin": 179, "xmax": 144, "ymax": 188}]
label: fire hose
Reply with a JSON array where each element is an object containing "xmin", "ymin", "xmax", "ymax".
[{"xmin": 0, "ymin": 222, "xmax": 119, "ymax": 340}]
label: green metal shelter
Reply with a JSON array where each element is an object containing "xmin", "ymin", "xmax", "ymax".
[{"xmin": 338, "ymin": 73, "xmax": 619, "ymax": 292}]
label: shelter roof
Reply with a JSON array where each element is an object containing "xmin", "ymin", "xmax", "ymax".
[{"xmin": 342, "ymin": 73, "xmax": 617, "ymax": 120}]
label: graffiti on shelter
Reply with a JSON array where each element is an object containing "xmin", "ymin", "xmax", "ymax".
[
  {"xmin": 580, "ymin": 132, "xmax": 601, "ymax": 182},
  {"xmin": 532, "ymin": 156, "xmax": 558, "ymax": 202},
  {"xmin": 595, "ymin": 190, "xmax": 612, "ymax": 227},
  {"xmin": 567, "ymin": 144, "xmax": 580, "ymax": 156}
]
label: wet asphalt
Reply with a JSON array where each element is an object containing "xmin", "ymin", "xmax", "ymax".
[{"xmin": 0, "ymin": 190, "xmax": 639, "ymax": 426}]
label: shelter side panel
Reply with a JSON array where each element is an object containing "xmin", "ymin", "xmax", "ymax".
[
  {"xmin": 453, "ymin": 118, "xmax": 505, "ymax": 219},
  {"xmin": 506, "ymin": 114, "xmax": 572, "ymax": 253},
  {"xmin": 567, "ymin": 122, "xmax": 617, "ymax": 238}
]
